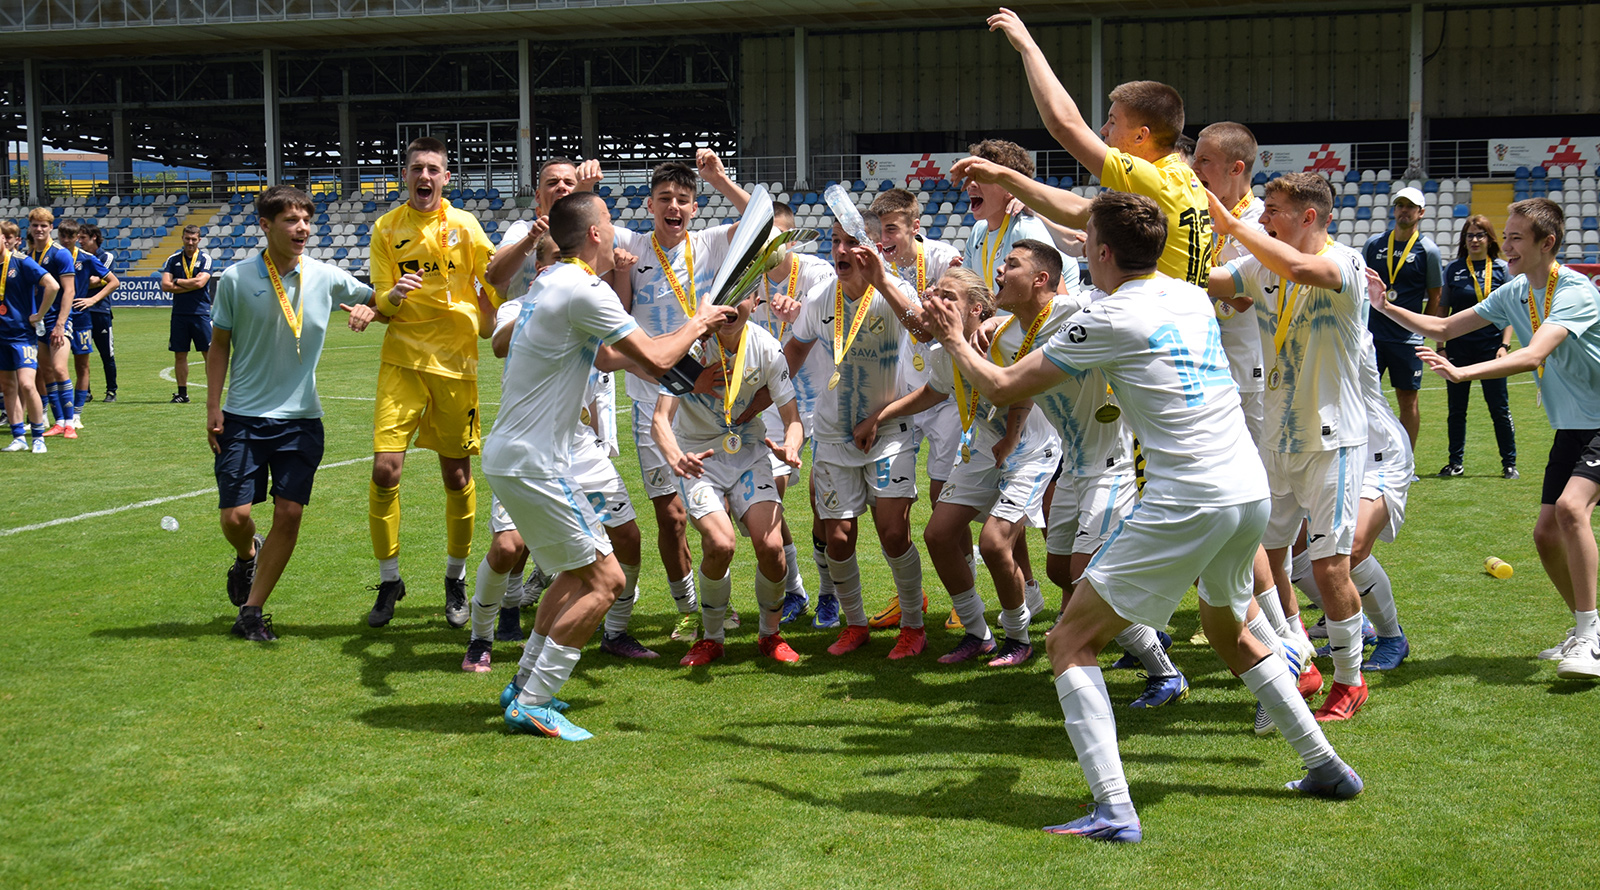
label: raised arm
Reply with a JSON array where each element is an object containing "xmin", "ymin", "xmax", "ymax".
[
  {"xmin": 949, "ymin": 157, "xmax": 1092, "ymax": 229},
  {"xmin": 988, "ymin": 8, "xmax": 1108, "ymax": 175},
  {"xmin": 484, "ymin": 217, "xmax": 548, "ymax": 296},
  {"xmin": 1208, "ymin": 191, "xmax": 1342, "ymax": 291},
  {"xmin": 610, "ymin": 300, "xmax": 734, "ymax": 377},
  {"xmin": 1367, "ymin": 267, "xmax": 1490, "ymax": 341},
  {"xmin": 923, "ymin": 295, "xmax": 1068, "ymax": 405},
  {"xmin": 697, "ymin": 149, "xmax": 752, "ymax": 217}
]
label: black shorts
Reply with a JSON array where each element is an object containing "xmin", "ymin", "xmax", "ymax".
[
  {"xmin": 1540, "ymin": 428, "xmax": 1600, "ymax": 505},
  {"xmin": 215, "ymin": 414, "xmax": 325, "ymax": 509},
  {"xmin": 1372, "ymin": 339, "xmax": 1424, "ymax": 391},
  {"xmin": 170, "ymin": 314, "xmax": 212, "ymax": 353}
]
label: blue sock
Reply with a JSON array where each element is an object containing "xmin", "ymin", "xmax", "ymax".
[
  {"xmin": 9, "ymin": 423, "xmax": 23, "ymax": 439},
  {"xmin": 46, "ymin": 385, "xmax": 63, "ymax": 424},
  {"xmin": 30, "ymin": 423, "xmax": 45, "ymax": 440},
  {"xmin": 75, "ymin": 388, "xmax": 88, "ymax": 410},
  {"xmin": 58, "ymin": 383, "xmax": 74, "ymax": 422}
]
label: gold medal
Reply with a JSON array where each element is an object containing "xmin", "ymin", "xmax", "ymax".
[
  {"xmin": 1094, "ymin": 403, "xmax": 1121, "ymax": 424},
  {"xmin": 580, "ymin": 407, "xmax": 591, "ymax": 426},
  {"xmin": 1267, "ymin": 365, "xmax": 1283, "ymax": 391},
  {"xmin": 913, "ymin": 353, "xmax": 925, "ymax": 372},
  {"xmin": 1386, "ymin": 288, "xmax": 1397, "ymax": 301},
  {"xmin": 960, "ymin": 442, "xmax": 972, "ymax": 463},
  {"xmin": 828, "ymin": 370, "xmax": 841, "ymax": 390},
  {"xmin": 723, "ymin": 432, "xmax": 742, "ymax": 454}
]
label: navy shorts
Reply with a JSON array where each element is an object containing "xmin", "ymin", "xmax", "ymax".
[
  {"xmin": 170, "ymin": 314, "xmax": 212, "ymax": 353},
  {"xmin": 1541, "ymin": 428, "xmax": 1600, "ymax": 505},
  {"xmin": 1372, "ymin": 339, "xmax": 1424, "ymax": 391},
  {"xmin": 214, "ymin": 414, "xmax": 325, "ymax": 509},
  {"xmin": 0, "ymin": 338, "xmax": 38, "ymax": 371}
]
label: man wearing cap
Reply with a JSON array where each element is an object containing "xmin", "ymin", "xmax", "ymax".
[{"xmin": 1364, "ymin": 186, "xmax": 1443, "ymax": 449}]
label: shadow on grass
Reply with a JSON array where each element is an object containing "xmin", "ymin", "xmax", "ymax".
[
  {"xmin": 1361, "ymin": 652, "xmax": 1549, "ymax": 689},
  {"xmin": 355, "ymin": 700, "xmax": 507, "ymax": 735}
]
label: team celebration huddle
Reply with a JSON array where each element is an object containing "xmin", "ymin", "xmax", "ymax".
[{"xmin": 43, "ymin": 8, "xmax": 1593, "ymax": 845}]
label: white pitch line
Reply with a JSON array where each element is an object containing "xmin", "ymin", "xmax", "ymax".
[{"xmin": 0, "ymin": 449, "xmax": 416, "ymax": 538}]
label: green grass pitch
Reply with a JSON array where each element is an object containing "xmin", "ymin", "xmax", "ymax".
[{"xmin": 1, "ymin": 308, "xmax": 1595, "ymax": 888}]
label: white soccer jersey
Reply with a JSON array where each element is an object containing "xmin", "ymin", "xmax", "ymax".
[
  {"xmin": 1040, "ymin": 276, "xmax": 1267, "ymax": 507},
  {"xmin": 893, "ymin": 235, "xmax": 963, "ymax": 396},
  {"xmin": 1212, "ymin": 197, "xmax": 1266, "ymax": 395},
  {"xmin": 750, "ymin": 253, "xmax": 833, "ymax": 420},
  {"xmin": 926, "ymin": 343, "xmax": 1057, "ymax": 457},
  {"xmin": 790, "ymin": 273, "xmax": 917, "ymax": 447},
  {"xmin": 498, "ymin": 218, "xmax": 545, "ymax": 303},
  {"xmin": 664, "ymin": 324, "xmax": 795, "ymax": 452},
  {"xmin": 964, "ymin": 212, "xmax": 1080, "ymax": 294},
  {"xmin": 1226, "ymin": 241, "xmax": 1370, "ymax": 454},
  {"xmin": 483, "ymin": 262, "xmax": 637, "ymax": 478},
  {"xmin": 615, "ymin": 225, "xmax": 736, "ymax": 401},
  {"xmin": 1358, "ymin": 330, "xmax": 1410, "ymax": 466}
]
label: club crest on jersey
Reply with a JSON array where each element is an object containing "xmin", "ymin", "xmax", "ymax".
[
  {"xmin": 448, "ymin": 228, "xmax": 461, "ymax": 247},
  {"xmin": 1066, "ymin": 324, "xmax": 1087, "ymax": 344},
  {"xmin": 744, "ymin": 367, "xmax": 761, "ymax": 386},
  {"xmin": 867, "ymin": 316, "xmax": 885, "ymax": 334},
  {"xmin": 647, "ymin": 468, "xmax": 667, "ymax": 488}
]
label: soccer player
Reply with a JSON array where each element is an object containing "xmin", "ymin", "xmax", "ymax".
[
  {"xmin": 160, "ymin": 225, "xmax": 213, "ymax": 404},
  {"xmin": 207, "ymin": 186, "xmax": 377, "ymax": 641},
  {"xmin": 1365, "ymin": 187, "xmax": 1443, "ymax": 450},
  {"xmin": 957, "ymin": 9, "xmax": 1214, "ymax": 287},
  {"xmin": 0, "ymin": 220, "xmax": 59, "ymax": 454},
  {"xmin": 1368, "ymin": 198, "xmax": 1600, "ymax": 681},
  {"xmin": 653, "ymin": 296, "xmax": 806, "ymax": 666},
  {"xmin": 25, "ymin": 209, "xmax": 76, "ymax": 437},
  {"xmin": 56, "ymin": 218, "xmax": 118, "ymax": 430},
  {"xmin": 77, "ymin": 224, "xmax": 119, "ymax": 401},
  {"xmin": 489, "ymin": 192, "xmax": 734, "ymax": 741},
  {"xmin": 364, "ymin": 136, "xmax": 498, "ymax": 631},
  {"xmin": 782, "ymin": 212, "xmax": 926, "ymax": 656},
  {"xmin": 926, "ymin": 190, "xmax": 1362, "ymax": 843},
  {"xmin": 959, "ymin": 140, "xmax": 1079, "ymax": 294},
  {"xmin": 1207, "ymin": 173, "xmax": 1374, "ymax": 721},
  {"xmin": 1438, "ymin": 215, "xmax": 1516, "ymax": 478},
  {"xmin": 484, "ymin": 155, "xmax": 600, "ymax": 301},
  {"xmin": 611, "ymin": 152, "xmax": 751, "ymax": 643}
]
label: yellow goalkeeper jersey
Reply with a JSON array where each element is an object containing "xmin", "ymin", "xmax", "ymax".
[
  {"xmin": 370, "ymin": 201, "xmax": 497, "ymax": 379},
  {"xmin": 1100, "ymin": 148, "xmax": 1215, "ymax": 286}
]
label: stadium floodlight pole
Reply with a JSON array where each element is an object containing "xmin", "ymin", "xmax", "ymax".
[
  {"xmin": 24, "ymin": 58, "xmax": 43, "ymax": 204},
  {"xmin": 1089, "ymin": 17, "xmax": 1104, "ymax": 138},
  {"xmin": 263, "ymin": 50, "xmax": 282, "ymax": 187},
  {"xmin": 1405, "ymin": 3, "xmax": 1425, "ymax": 180},
  {"xmin": 794, "ymin": 26, "xmax": 808, "ymax": 190},
  {"xmin": 517, "ymin": 39, "xmax": 534, "ymax": 195}
]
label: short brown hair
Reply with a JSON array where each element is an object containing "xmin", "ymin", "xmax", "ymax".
[
  {"xmin": 1089, "ymin": 191, "xmax": 1166, "ymax": 272},
  {"xmin": 1508, "ymin": 198, "xmax": 1565, "ymax": 252},
  {"xmin": 772, "ymin": 202, "xmax": 795, "ymax": 228},
  {"xmin": 183, "ymin": 224, "xmax": 203, "ymax": 237},
  {"xmin": 650, "ymin": 161, "xmax": 698, "ymax": 195},
  {"xmin": 80, "ymin": 223, "xmax": 102, "ymax": 246},
  {"xmin": 940, "ymin": 267, "xmax": 997, "ymax": 318},
  {"xmin": 256, "ymin": 186, "xmax": 315, "ymax": 221},
  {"xmin": 870, "ymin": 188, "xmax": 922, "ymax": 224},
  {"xmin": 537, "ymin": 157, "xmax": 579, "ymax": 182},
  {"xmin": 56, "ymin": 218, "xmax": 80, "ymax": 242},
  {"xmin": 1197, "ymin": 121, "xmax": 1258, "ymax": 176},
  {"xmin": 1108, "ymin": 81, "xmax": 1185, "ymax": 150},
  {"xmin": 1456, "ymin": 214, "xmax": 1501, "ymax": 261},
  {"xmin": 0, "ymin": 220, "xmax": 18, "ymax": 239},
  {"xmin": 968, "ymin": 139, "xmax": 1034, "ymax": 178},
  {"xmin": 549, "ymin": 192, "xmax": 608, "ymax": 253},
  {"xmin": 1009, "ymin": 238, "xmax": 1063, "ymax": 289},
  {"xmin": 405, "ymin": 136, "xmax": 449, "ymax": 167},
  {"xmin": 28, "ymin": 207, "xmax": 54, "ymax": 224},
  {"xmin": 1264, "ymin": 172, "xmax": 1334, "ymax": 223}
]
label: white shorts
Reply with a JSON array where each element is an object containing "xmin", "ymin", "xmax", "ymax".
[
  {"xmin": 1239, "ymin": 389, "xmax": 1265, "ymax": 449},
  {"xmin": 1085, "ymin": 498, "xmax": 1271, "ymax": 630},
  {"xmin": 1262, "ymin": 446, "xmax": 1362, "ymax": 560},
  {"xmin": 573, "ymin": 445, "xmax": 636, "ymax": 528},
  {"xmin": 678, "ymin": 444, "xmax": 782, "ymax": 522},
  {"xmin": 629, "ymin": 390, "xmax": 678, "ymax": 500},
  {"xmin": 486, "ymin": 473, "xmax": 613, "ymax": 575},
  {"xmin": 812, "ymin": 435, "xmax": 918, "ymax": 520},
  {"xmin": 913, "ymin": 400, "xmax": 962, "ymax": 483},
  {"xmin": 937, "ymin": 444, "xmax": 1056, "ymax": 526},
  {"xmin": 762, "ymin": 407, "xmax": 795, "ymax": 478},
  {"xmin": 1361, "ymin": 444, "xmax": 1412, "ymax": 544},
  {"xmin": 1046, "ymin": 469, "xmax": 1138, "ymax": 556},
  {"xmin": 592, "ymin": 371, "xmax": 620, "ymax": 458}
]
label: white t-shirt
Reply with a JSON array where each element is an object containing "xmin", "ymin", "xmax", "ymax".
[
  {"xmin": 1040, "ymin": 276, "xmax": 1266, "ymax": 507},
  {"xmin": 751, "ymin": 253, "xmax": 834, "ymax": 419},
  {"xmin": 1226, "ymin": 241, "xmax": 1370, "ymax": 453},
  {"xmin": 1358, "ymin": 329, "xmax": 1410, "ymax": 465},
  {"xmin": 926, "ymin": 344, "xmax": 1057, "ymax": 456},
  {"xmin": 1212, "ymin": 197, "xmax": 1266, "ymax": 394},
  {"xmin": 894, "ymin": 235, "xmax": 963, "ymax": 396},
  {"xmin": 483, "ymin": 262, "xmax": 638, "ymax": 478},
  {"xmin": 1023, "ymin": 294, "xmax": 1133, "ymax": 476},
  {"xmin": 964, "ymin": 212, "xmax": 1080, "ymax": 294},
  {"xmin": 615, "ymin": 224, "xmax": 736, "ymax": 402},
  {"xmin": 790, "ymin": 273, "xmax": 918, "ymax": 446},
  {"xmin": 664, "ymin": 325, "xmax": 795, "ymax": 452},
  {"xmin": 498, "ymin": 219, "xmax": 545, "ymax": 304}
]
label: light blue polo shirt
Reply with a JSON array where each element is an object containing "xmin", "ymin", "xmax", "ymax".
[
  {"xmin": 1474, "ymin": 265, "xmax": 1600, "ymax": 429},
  {"xmin": 212, "ymin": 253, "xmax": 373, "ymax": 419}
]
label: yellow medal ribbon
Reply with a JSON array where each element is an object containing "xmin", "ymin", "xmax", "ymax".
[
  {"xmin": 829, "ymin": 281, "xmax": 875, "ymax": 384},
  {"xmin": 1528, "ymin": 264, "xmax": 1561, "ymax": 379},
  {"xmin": 988, "ymin": 302, "xmax": 1052, "ymax": 367},
  {"xmin": 952, "ymin": 364, "xmax": 978, "ymax": 461},
  {"xmin": 758, "ymin": 256, "xmax": 798, "ymax": 341},
  {"xmin": 263, "ymin": 254, "xmax": 304, "ymax": 361},
  {"xmin": 980, "ymin": 215, "xmax": 1013, "ymax": 287},
  {"xmin": 1468, "ymin": 258, "xmax": 1492, "ymax": 305},
  {"xmin": 651, "ymin": 232, "xmax": 697, "ymax": 321},
  {"xmin": 1271, "ymin": 242, "xmax": 1333, "ymax": 363},
  {"xmin": 561, "ymin": 256, "xmax": 596, "ymax": 277},
  {"xmin": 0, "ymin": 250, "xmax": 11, "ymax": 305},
  {"xmin": 1384, "ymin": 226, "xmax": 1421, "ymax": 295},
  {"xmin": 181, "ymin": 248, "xmax": 197, "ymax": 282},
  {"xmin": 911, "ymin": 237, "xmax": 928, "ymax": 293},
  {"xmin": 713, "ymin": 323, "xmax": 751, "ymax": 432},
  {"xmin": 435, "ymin": 201, "xmax": 453, "ymax": 304},
  {"xmin": 1211, "ymin": 193, "xmax": 1254, "ymax": 268}
]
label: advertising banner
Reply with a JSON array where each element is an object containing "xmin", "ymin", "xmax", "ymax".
[
  {"xmin": 1487, "ymin": 137, "xmax": 1597, "ymax": 174},
  {"xmin": 860, "ymin": 152, "xmax": 1036, "ymax": 186},
  {"xmin": 1255, "ymin": 143, "xmax": 1351, "ymax": 178}
]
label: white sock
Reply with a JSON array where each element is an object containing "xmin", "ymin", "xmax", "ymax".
[
  {"xmin": 603, "ymin": 562, "xmax": 641, "ymax": 637},
  {"xmin": 516, "ymin": 641, "xmax": 581, "ymax": 706},
  {"xmin": 755, "ymin": 567, "xmax": 785, "ymax": 636},
  {"xmin": 1054, "ymin": 666, "xmax": 1136, "ymax": 820},
  {"xmin": 1351, "ymin": 556, "xmax": 1401, "ymax": 638},
  {"xmin": 1000, "ymin": 604, "xmax": 1030, "ymax": 645},
  {"xmin": 951, "ymin": 587, "xmax": 991, "ymax": 640},
  {"xmin": 1114, "ymin": 624, "xmax": 1176, "ymax": 677},
  {"xmin": 506, "ymin": 570, "xmax": 525, "ymax": 608},
  {"xmin": 783, "ymin": 542, "xmax": 806, "ymax": 599},
  {"xmin": 1254, "ymin": 586, "xmax": 1290, "ymax": 638},
  {"xmin": 1291, "ymin": 550, "xmax": 1323, "ymax": 609},
  {"xmin": 1241, "ymin": 655, "xmax": 1335, "ymax": 769},
  {"xmin": 699, "ymin": 567, "xmax": 732, "ymax": 643},
  {"xmin": 668, "ymin": 573, "xmax": 698, "ymax": 614},
  {"xmin": 445, "ymin": 555, "xmax": 467, "ymax": 580},
  {"xmin": 885, "ymin": 545, "xmax": 924, "ymax": 629},
  {"xmin": 471, "ymin": 558, "xmax": 509, "ymax": 641},
  {"xmin": 814, "ymin": 539, "xmax": 835, "ymax": 598},
  {"xmin": 1246, "ymin": 611, "xmax": 1281, "ymax": 655},
  {"xmin": 1326, "ymin": 613, "xmax": 1366, "ymax": 686},
  {"xmin": 1289, "ymin": 611, "xmax": 1308, "ymax": 638},
  {"xmin": 379, "ymin": 557, "xmax": 400, "ymax": 583},
  {"xmin": 826, "ymin": 553, "xmax": 867, "ymax": 626},
  {"xmin": 514, "ymin": 630, "xmax": 549, "ymax": 685},
  {"xmin": 1024, "ymin": 579, "xmax": 1046, "ymax": 618},
  {"xmin": 1576, "ymin": 609, "xmax": 1600, "ymax": 640}
]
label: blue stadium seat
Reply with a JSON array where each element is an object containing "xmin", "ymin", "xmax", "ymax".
[
  {"xmin": 335, "ymin": 248, "xmax": 348, "ymax": 260},
  {"xmin": 1514, "ymin": 166, "xmax": 1530, "ymax": 179},
  {"xmin": 597, "ymin": 185, "xmax": 611, "ymax": 196},
  {"xmin": 482, "ymin": 221, "xmax": 497, "ymax": 233},
  {"xmin": 486, "ymin": 188, "xmax": 500, "ymax": 200},
  {"xmin": 489, "ymin": 232, "xmax": 502, "ymax": 245},
  {"xmin": 1548, "ymin": 178, "xmax": 1563, "ymax": 192},
  {"xmin": 1422, "ymin": 180, "xmax": 1439, "ymax": 193},
  {"xmin": 1345, "ymin": 170, "xmax": 1361, "ymax": 183},
  {"xmin": 1531, "ymin": 166, "xmax": 1547, "ymax": 179},
  {"xmin": 1515, "ymin": 187, "xmax": 1530, "ymax": 201},
  {"xmin": 696, "ymin": 195, "xmax": 709, "ymax": 207},
  {"xmin": 852, "ymin": 180, "xmax": 866, "ymax": 192},
  {"xmin": 1252, "ymin": 172, "xmax": 1268, "ymax": 185},
  {"xmin": 1356, "ymin": 207, "xmax": 1373, "ymax": 220},
  {"xmin": 962, "ymin": 213, "xmax": 975, "ymax": 226},
  {"xmin": 879, "ymin": 180, "xmax": 894, "ymax": 191},
  {"xmin": 357, "ymin": 235, "xmax": 370, "ymax": 247},
  {"xmin": 355, "ymin": 223, "xmax": 369, "ymax": 235},
  {"xmin": 1328, "ymin": 221, "xmax": 1339, "ymax": 234},
  {"xmin": 1584, "ymin": 217, "xmax": 1598, "ymax": 231},
  {"xmin": 1454, "ymin": 204, "xmax": 1469, "ymax": 218}
]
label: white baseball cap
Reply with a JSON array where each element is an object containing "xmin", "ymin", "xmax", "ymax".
[{"xmin": 1392, "ymin": 186, "xmax": 1426, "ymax": 208}]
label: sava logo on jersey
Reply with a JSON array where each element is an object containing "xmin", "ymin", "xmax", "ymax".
[{"xmin": 397, "ymin": 259, "xmax": 456, "ymax": 276}]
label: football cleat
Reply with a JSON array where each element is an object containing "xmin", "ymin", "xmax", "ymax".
[
  {"xmin": 1042, "ymin": 805, "xmax": 1142, "ymax": 843},
  {"xmin": 867, "ymin": 591, "xmax": 930, "ymax": 629},
  {"xmin": 779, "ymin": 592, "xmax": 809, "ymax": 624},
  {"xmin": 725, "ymin": 608, "xmax": 742, "ymax": 630},
  {"xmin": 811, "ymin": 593, "xmax": 840, "ymax": 629},
  {"xmin": 987, "ymin": 637, "xmax": 1035, "ymax": 668},
  {"xmin": 443, "ymin": 576, "xmax": 469, "ymax": 629},
  {"xmin": 1109, "ymin": 630, "xmax": 1172, "ymax": 670},
  {"xmin": 680, "ymin": 639, "xmax": 725, "ymax": 666},
  {"xmin": 600, "ymin": 631, "xmax": 660, "ymax": 659},
  {"xmin": 826, "ymin": 625, "xmax": 871, "ymax": 655},
  {"xmin": 1313, "ymin": 679, "xmax": 1369, "ymax": 722},
  {"xmin": 42, "ymin": 423, "xmax": 66, "ymax": 437},
  {"xmin": 757, "ymin": 633, "xmax": 801, "ymax": 663},
  {"xmin": 30, "ymin": 438, "xmax": 46, "ymax": 454},
  {"xmin": 1297, "ymin": 661, "xmax": 1324, "ymax": 699},
  {"xmin": 62, "ymin": 424, "xmax": 77, "ymax": 440},
  {"xmin": 229, "ymin": 610, "xmax": 278, "ymax": 642},
  {"xmin": 500, "ymin": 679, "xmax": 569, "ymax": 712},
  {"xmin": 1362, "ymin": 631, "xmax": 1410, "ymax": 671},
  {"xmin": 2, "ymin": 437, "xmax": 25, "ymax": 452},
  {"xmin": 1129, "ymin": 672, "xmax": 1189, "ymax": 708},
  {"xmin": 886, "ymin": 626, "xmax": 927, "ymax": 660},
  {"xmin": 944, "ymin": 607, "xmax": 964, "ymax": 631},
  {"xmin": 1253, "ymin": 703, "xmax": 1275, "ymax": 737},
  {"xmin": 671, "ymin": 613, "xmax": 701, "ymax": 642},
  {"xmin": 1288, "ymin": 760, "xmax": 1365, "ymax": 799},
  {"xmin": 1437, "ymin": 463, "xmax": 1464, "ymax": 478},
  {"xmin": 366, "ymin": 578, "xmax": 407, "ymax": 627},
  {"xmin": 462, "ymin": 637, "xmax": 493, "ymax": 673},
  {"xmin": 936, "ymin": 632, "xmax": 996, "ymax": 664},
  {"xmin": 505, "ymin": 701, "xmax": 592, "ymax": 741}
]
